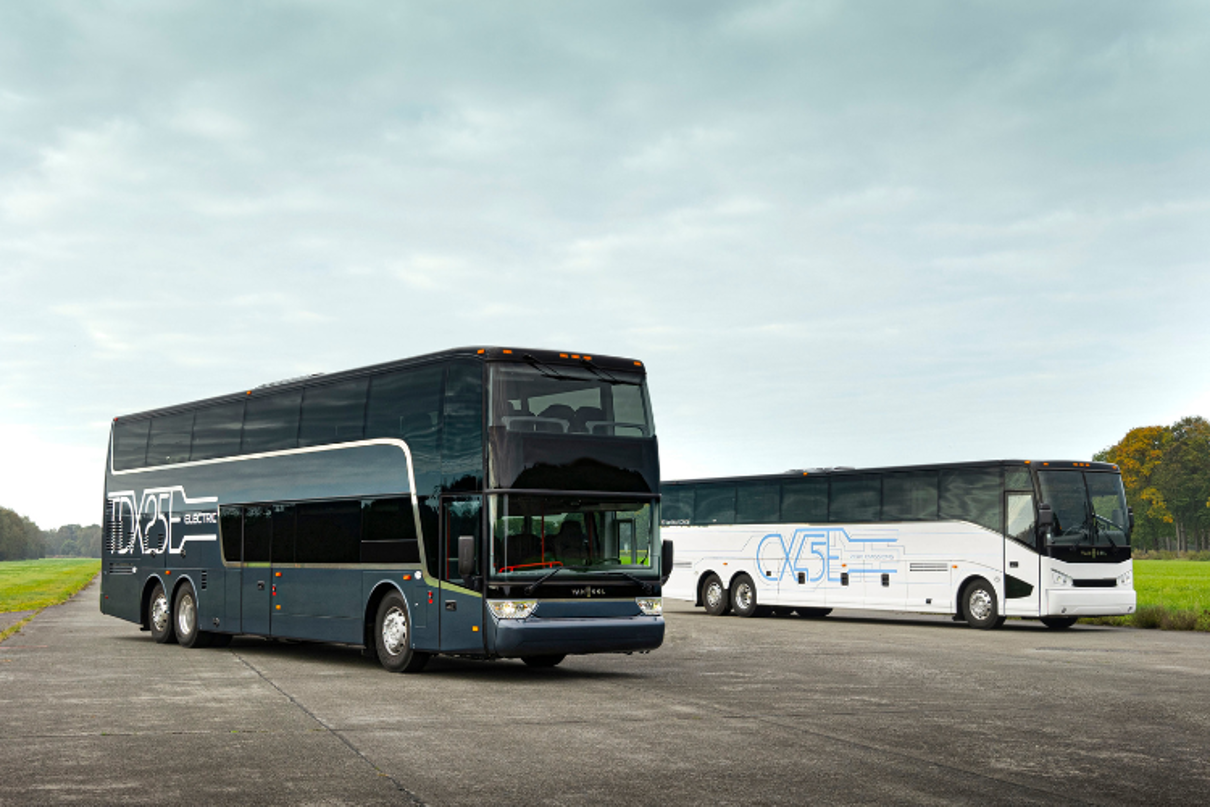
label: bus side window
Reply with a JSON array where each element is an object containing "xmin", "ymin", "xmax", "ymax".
[
  {"xmin": 1006, "ymin": 493, "xmax": 1036, "ymax": 547},
  {"xmin": 146, "ymin": 412, "xmax": 194, "ymax": 467},
  {"xmin": 191, "ymin": 402, "xmax": 246, "ymax": 461},
  {"xmin": 940, "ymin": 468, "xmax": 1003, "ymax": 533},
  {"xmin": 693, "ymin": 484, "xmax": 736, "ymax": 525},
  {"xmin": 830, "ymin": 475, "xmax": 881, "ymax": 523},
  {"xmin": 781, "ymin": 477, "xmax": 827, "ymax": 523},
  {"xmin": 660, "ymin": 487, "xmax": 694, "ymax": 523},
  {"xmin": 241, "ymin": 390, "xmax": 303, "ymax": 454},
  {"xmin": 220, "ymin": 506, "xmax": 242, "ymax": 563},
  {"xmin": 736, "ymin": 482, "xmax": 779, "ymax": 524},
  {"xmin": 112, "ymin": 419, "xmax": 151, "ymax": 471},
  {"xmin": 882, "ymin": 472, "xmax": 939, "ymax": 521},
  {"xmin": 298, "ymin": 379, "xmax": 368, "ymax": 447}
]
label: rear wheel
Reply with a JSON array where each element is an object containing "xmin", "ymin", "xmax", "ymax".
[
  {"xmin": 521, "ymin": 655, "xmax": 566, "ymax": 668},
  {"xmin": 174, "ymin": 582, "xmax": 211, "ymax": 648},
  {"xmin": 731, "ymin": 574, "xmax": 759, "ymax": 618},
  {"xmin": 701, "ymin": 573, "xmax": 730, "ymax": 616},
  {"xmin": 1041, "ymin": 617, "xmax": 1078, "ymax": 630},
  {"xmin": 148, "ymin": 582, "xmax": 176, "ymax": 644},
  {"xmin": 962, "ymin": 579, "xmax": 1001, "ymax": 630},
  {"xmin": 374, "ymin": 592, "xmax": 429, "ymax": 673}
]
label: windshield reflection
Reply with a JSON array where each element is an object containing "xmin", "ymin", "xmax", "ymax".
[
  {"xmin": 490, "ymin": 495, "xmax": 656, "ymax": 578},
  {"xmin": 1038, "ymin": 471, "xmax": 1130, "ymax": 548}
]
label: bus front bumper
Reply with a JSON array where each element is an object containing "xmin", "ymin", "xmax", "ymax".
[
  {"xmin": 491, "ymin": 615, "xmax": 665, "ymax": 657},
  {"xmin": 1045, "ymin": 588, "xmax": 1137, "ymax": 617}
]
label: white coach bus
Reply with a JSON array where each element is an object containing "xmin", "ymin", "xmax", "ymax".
[{"xmin": 661, "ymin": 460, "xmax": 1136, "ymax": 629}]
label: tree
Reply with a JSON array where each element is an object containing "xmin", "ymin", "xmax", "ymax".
[{"xmin": 0, "ymin": 506, "xmax": 44, "ymax": 561}]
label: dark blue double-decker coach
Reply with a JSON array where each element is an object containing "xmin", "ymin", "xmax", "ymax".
[{"xmin": 101, "ymin": 347, "xmax": 670, "ymax": 672}]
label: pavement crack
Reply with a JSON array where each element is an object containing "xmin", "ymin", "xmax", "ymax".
[{"xmin": 231, "ymin": 651, "xmax": 426, "ymax": 805}]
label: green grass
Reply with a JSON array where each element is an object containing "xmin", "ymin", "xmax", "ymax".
[
  {"xmin": 0, "ymin": 558, "xmax": 101, "ymax": 613},
  {"xmin": 1082, "ymin": 559, "xmax": 1210, "ymax": 631}
]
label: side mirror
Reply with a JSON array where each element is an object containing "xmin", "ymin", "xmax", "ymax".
[
  {"xmin": 1037, "ymin": 503, "xmax": 1054, "ymax": 545},
  {"xmin": 660, "ymin": 540, "xmax": 674, "ymax": 585},
  {"xmin": 458, "ymin": 535, "xmax": 476, "ymax": 578}
]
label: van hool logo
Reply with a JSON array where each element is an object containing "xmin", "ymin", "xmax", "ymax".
[
  {"xmin": 106, "ymin": 485, "xmax": 219, "ymax": 556},
  {"xmin": 572, "ymin": 587, "xmax": 607, "ymax": 598}
]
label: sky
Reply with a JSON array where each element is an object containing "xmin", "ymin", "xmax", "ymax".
[{"xmin": 2, "ymin": 1, "xmax": 1208, "ymax": 529}]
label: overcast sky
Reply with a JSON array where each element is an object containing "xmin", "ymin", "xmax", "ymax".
[{"xmin": 2, "ymin": 1, "xmax": 1208, "ymax": 529}]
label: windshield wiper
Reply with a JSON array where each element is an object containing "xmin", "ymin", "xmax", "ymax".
[
  {"xmin": 524, "ymin": 566, "xmax": 573, "ymax": 594},
  {"xmin": 1093, "ymin": 514, "xmax": 1121, "ymax": 547},
  {"xmin": 599, "ymin": 570, "xmax": 655, "ymax": 594},
  {"xmin": 522, "ymin": 353, "xmax": 569, "ymax": 381}
]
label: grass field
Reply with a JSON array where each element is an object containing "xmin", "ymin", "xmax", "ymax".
[
  {"xmin": 0, "ymin": 558, "xmax": 100, "ymax": 613},
  {"xmin": 1084, "ymin": 559, "xmax": 1210, "ymax": 631}
]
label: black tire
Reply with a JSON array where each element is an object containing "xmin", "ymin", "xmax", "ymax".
[
  {"xmin": 374, "ymin": 592, "xmax": 429, "ymax": 673},
  {"xmin": 1041, "ymin": 617, "xmax": 1078, "ymax": 630},
  {"xmin": 521, "ymin": 655, "xmax": 566, "ymax": 668},
  {"xmin": 730, "ymin": 574, "xmax": 759, "ymax": 618},
  {"xmin": 796, "ymin": 607, "xmax": 832, "ymax": 619},
  {"xmin": 962, "ymin": 579, "xmax": 1001, "ymax": 630},
  {"xmin": 174, "ymin": 582, "xmax": 212, "ymax": 648},
  {"xmin": 701, "ymin": 573, "xmax": 730, "ymax": 616},
  {"xmin": 148, "ymin": 581, "xmax": 177, "ymax": 644}
]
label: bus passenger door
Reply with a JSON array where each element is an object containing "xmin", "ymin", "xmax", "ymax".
[
  {"xmin": 1003, "ymin": 492, "xmax": 1041, "ymax": 617},
  {"xmin": 439, "ymin": 497, "xmax": 486, "ymax": 653},
  {"xmin": 241, "ymin": 506, "xmax": 273, "ymax": 635}
]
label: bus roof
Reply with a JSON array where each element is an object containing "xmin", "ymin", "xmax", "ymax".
[
  {"xmin": 664, "ymin": 459, "xmax": 1119, "ymax": 486},
  {"xmin": 112, "ymin": 346, "xmax": 647, "ymax": 423}
]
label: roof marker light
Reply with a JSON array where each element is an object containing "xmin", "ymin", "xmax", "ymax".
[
  {"xmin": 571, "ymin": 354, "xmax": 580, "ymax": 359},
  {"xmin": 633, "ymin": 361, "xmax": 642, "ymax": 367},
  {"xmin": 477, "ymin": 349, "xmax": 485, "ymax": 354},
  {"xmin": 583, "ymin": 356, "xmax": 592, "ymax": 361},
  {"xmin": 503, "ymin": 349, "xmax": 512, "ymax": 354},
  {"xmin": 560, "ymin": 353, "xmax": 569, "ymax": 358}
]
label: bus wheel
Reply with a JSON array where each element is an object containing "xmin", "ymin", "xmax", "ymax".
[
  {"xmin": 1041, "ymin": 617, "xmax": 1078, "ymax": 630},
  {"xmin": 963, "ymin": 579, "xmax": 1001, "ymax": 630},
  {"xmin": 375, "ymin": 592, "xmax": 429, "ymax": 673},
  {"xmin": 731, "ymin": 574, "xmax": 759, "ymax": 618},
  {"xmin": 522, "ymin": 655, "xmax": 566, "ymax": 668},
  {"xmin": 148, "ymin": 582, "xmax": 177, "ymax": 644},
  {"xmin": 702, "ymin": 574, "xmax": 730, "ymax": 616},
  {"xmin": 174, "ymin": 582, "xmax": 211, "ymax": 648}
]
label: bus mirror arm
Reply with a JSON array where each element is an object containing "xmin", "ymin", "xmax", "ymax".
[
  {"xmin": 660, "ymin": 540, "xmax": 674, "ymax": 585},
  {"xmin": 1037, "ymin": 503, "xmax": 1054, "ymax": 545}
]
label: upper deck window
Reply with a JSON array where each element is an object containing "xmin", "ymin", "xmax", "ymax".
[{"xmin": 489, "ymin": 362, "xmax": 653, "ymax": 438}]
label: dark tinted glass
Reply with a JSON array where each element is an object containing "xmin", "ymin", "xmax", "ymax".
[
  {"xmin": 361, "ymin": 498, "xmax": 420, "ymax": 564},
  {"xmin": 243, "ymin": 506, "xmax": 272, "ymax": 564},
  {"xmin": 882, "ymin": 472, "xmax": 938, "ymax": 521},
  {"xmin": 736, "ymin": 482, "xmax": 780, "ymax": 523},
  {"xmin": 441, "ymin": 361, "xmax": 485, "ymax": 485},
  {"xmin": 693, "ymin": 484, "xmax": 736, "ymax": 525},
  {"xmin": 112, "ymin": 419, "xmax": 150, "ymax": 470},
  {"xmin": 830, "ymin": 475, "xmax": 881, "ymax": 522},
  {"xmin": 220, "ymin": 506, "xmax": 241, "ymax": 562},
  {"xmin": 781, "ymin": 477, "xmax": 828, "ymax": 522},
  {"xmin": 661, "ymin": 486, "xmax": 694, "ymax": 522},
  {"xmin": 940, "ymin": 468, "xmax": 1003, "ymax": 533},
  {"xmin": 146, "ymin": 412, "xmax": 194, "ymax": 467},
  {"xmin": 365, "ymin": 365, "xmax": 444, "ymax": 456},
  {"xmin": 1005, "ymin": 467, "xmax": 1032, "ymax": 490},
  {"xmin": 298, "ymin": 379, "xmax": 368, "ymax": 447},
  {"xmin": 241, "ymin": 390, "xmax": 302, "ymax": 454},
  {"xmin": 190, "ymin": 402, "xmax": 245, "ymax": 460},
  {"xmin": 272, "ymin": 504, "xmax": 295, "ymax": 564},
  {"xmin": 295, "ymin": 500, "xmax": 361, "ymax": 563}
]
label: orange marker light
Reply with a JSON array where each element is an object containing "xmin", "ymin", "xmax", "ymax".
[
  {"xmin": 472, "ymin": 626, "xmax": 479, "ymax": 632},
  {"xmin": 275, "ymin": 604, "xmax": 281, "ymax": 610},
  {"xmin": 584, "ymin": 356, "xmax": 592, "ymax": 361},
  {"xmin": 560, "ymin": 353, "xmax": 569, "ymax": 358},
  {"xmin": 503, "ymin": 349, "xmax": 513, "ymax": 354},
  {"xmin": 633, "ymin": 361, "xmax": 642, "ymax": 367},
  {"xmin": 477, "ymin": 349, "xmax": 485, "ymax": 354},
  {"xmin": 165, "ymin": 570, "xmax": 171, "ymax": 575},
  {"xmin": 275, "ymin": 571, "xmax": 281, "ymax": 577}
]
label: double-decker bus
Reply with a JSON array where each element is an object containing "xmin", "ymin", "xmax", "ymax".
[
  {"xmin": 101, "ymin": 347, "xmax": 670, "ymax": 672},
  {"xmin": 661, "ymin": 460, "xmax": 1135, "ymax": 629}
]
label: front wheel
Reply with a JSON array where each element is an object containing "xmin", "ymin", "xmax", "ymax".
[
  {"xmin": 1041, "ymin": 617, "xmax": 1078, "ymax": 630},
  {"xmin": 701, "ymin": 573, "xmax": 730, "ymax": 616},
  {"xmin": 731, "ymin": 574, "xmax": 759, "ymax": 618},
  {"xmin": 374, "ymin": 592, "xmax": 429, "ymax": 673},
  {"xmin": 521, "ymin": 655, "xmax": 566, "ymax": 668},
  {"xmin": 963, "ymin": 579, "xmax": 1001, "ymax": 630},
  {"xmin": 148, "ymin": 582, "xmax": 176, "ymax": 644},
  {"xmin": 174, "ymin": 582, "xmax": 211, "ymax": 648}
]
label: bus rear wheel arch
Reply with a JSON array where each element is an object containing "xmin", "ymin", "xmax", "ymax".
[
  {"xmin": 960, "ymin": 577, "xmax": 1002, "ymax": 630},
  {"xmin": 700, "ymin": 573, "xmax": 731, "ymax": 616}
]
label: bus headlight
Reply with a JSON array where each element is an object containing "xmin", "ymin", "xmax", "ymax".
[
  {"xmin": 1050, "ymin": 570, "xmax": 1072, "ymax": 587},
  {"xmin": 636, "ymin": 597, "xmax": 662, "ymax": 616},
  {"xmin": 487, "ymin": 600, "xmax": 537, "ymax": 620},
  {"xmin": 1118, "ymin": 570, "xmax": 1132, "ymax": 586}
]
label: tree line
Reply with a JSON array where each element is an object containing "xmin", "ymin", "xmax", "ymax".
[
  {"xmin": 1095, "ymin": 416, "xmax": 1210, "ymax": 553},
  {"xmin": 0, "ymin": 506, "xmax": 101, "ymax": 560}
]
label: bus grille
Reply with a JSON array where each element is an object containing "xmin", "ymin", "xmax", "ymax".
[{"xmin": 1073, "ymin": 578, "xmax": 1117, "ymax": 588}]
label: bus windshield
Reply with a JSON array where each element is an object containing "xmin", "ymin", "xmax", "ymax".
[
  {"xmin": 1037, "ymin": 471, "xmax": 1130, "ymax": 548},
  {"xmin": 489, "ymin": 362, "xmax": 653, "ymax": 438},
  {"xmin": 490, "ymin": 494, "xmax": 656, "ymax": 579}
]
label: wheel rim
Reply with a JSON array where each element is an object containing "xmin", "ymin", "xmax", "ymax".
[
  {"xmin": 176, "ymin": 593, "xmax": 195, "ymax": 637},
  {"xmin": 705, "ymin": 581, "xmax": 723, "ymax": 609},
  {"xmin": 151, "ymin": 591, "xmax": 170, "ymax": 633},
  {"xmin": 381, "ymin": 606, "xmax": 408, "ymax": 655},
  {"xmin": 735, "ymin": 582, "xmax": 753, "ymax": 611},
  {"xmin": 969, "ymin": 589, "xmax": 993, "ymax": 622}
]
